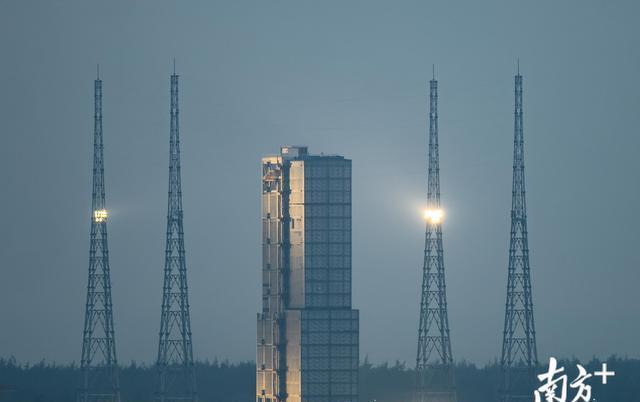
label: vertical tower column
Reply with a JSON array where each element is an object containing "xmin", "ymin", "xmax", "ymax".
[
  {"xmin": 257, "ymin": 159, "xmax": 289, "ymax": 402},
  {"xmin": 499, "ymin": 68, "xmax": 539, "ymax": 402},
  {"xmin": 257, "ymin": 147, "xmax": 359, "ymax": 402},
  {"xmin": 79, "ymin": 70, "xmax": 121, "ymax": 402},
  {"xmin": 415, "ymin": 73, "xmax": 456, "ymax": 402},
  {"xmin": 156, "ymin": 69, "xmax": 198, "ymax": 402}
]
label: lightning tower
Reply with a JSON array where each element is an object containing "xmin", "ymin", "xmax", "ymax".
[
  {"xmin": 499, "ymin": 65, "xmax": 539, "ymax": 402},
  {"xmin": 156, "ymin": 66, "xmax": 198, "ymax": 402},
  {"xmin": 79, "ymin": 68, "xmax": 121, "ymax": 402},
  {"xmin": 415, "ymin": 70, "xmax": 456, "ymax": 402}
]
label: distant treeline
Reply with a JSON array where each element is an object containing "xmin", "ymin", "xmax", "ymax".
[{"xmin": 0, "ymin": 356, "xmax": 638, "ymax": 402}]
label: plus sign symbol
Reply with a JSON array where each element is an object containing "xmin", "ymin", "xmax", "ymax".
[{"xmin": 594, "ymin": 363, "xmax": 615, "ymax": 384}]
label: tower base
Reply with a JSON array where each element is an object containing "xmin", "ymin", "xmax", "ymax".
[{"xmin": 414, "ymin": 390, "xmax": 457, "ymax": 402}]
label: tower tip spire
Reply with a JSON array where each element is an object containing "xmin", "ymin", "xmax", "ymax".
[
  {"xmin": 96, "ymin": 64, "xmax": 100, "ymax": 80},
  {"xmin": 517, "ymin": 58, "xmax": 520, "ymax": 75},
  {"xmin": 173, "ymin": 58, "xmax": 176, "ymax": 75},
  {"xmin": 432, "ymin": 64, "xmax": 435, "ymax": 80}
]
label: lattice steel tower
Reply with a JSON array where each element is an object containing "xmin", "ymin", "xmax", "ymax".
[
  {"xmin": 499, "ymin": 66, "xmax": 538, "ymax": 402},
  {"xmin": 79, "ymin": 68, "xmax": 121, "ymax": 402},
  {"xmin": 156, "ymin": 67, "xmax": 198, "ymax": 402},
  {"xmin": 415, "ymin": 70, "xmax": 456, "ymax": 402}
]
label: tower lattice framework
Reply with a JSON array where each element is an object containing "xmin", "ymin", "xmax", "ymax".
[
  {"xmin": 499, "ymin": 69, "xmax": 539, "ymax": 402},
  {"xmin": 79, "ymin": 71, "xmax": 121, "ymax": 402},
  {"xmin": 156, "ymin": 70, "xmax": 198, "ymax": 402},
  {"xmin": 415, "ymin": 73, "xmax": 456, "ymax": 402}
]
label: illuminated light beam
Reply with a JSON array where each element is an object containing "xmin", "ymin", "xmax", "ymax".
[
  {"xmin": 423, "ymin": 208, "xmax": 444, "ymax": 224},
  {"xmin": 93, "ymin": 209, "xmax": 108, "ymax": 223},
  {"xmin": 415, "ymin": 71, "xmax": 456, "ymax": 402}
]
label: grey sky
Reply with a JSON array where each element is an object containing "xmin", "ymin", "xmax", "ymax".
[{"xmin": 0, "ymin": 0, "xmax": 638, "ymax": 366}]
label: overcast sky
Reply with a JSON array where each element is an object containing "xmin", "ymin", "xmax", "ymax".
[{"xmin": 0, "ymin": 0, "xmax": 639, "ymax": 366}]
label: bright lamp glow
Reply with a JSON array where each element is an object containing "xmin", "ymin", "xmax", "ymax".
[
  {"xmin": 423, "ymin": 208, "xmax": 444, "ymax": 224},
  {"xmin": 93, "ymin": 209, "xmax": 108, "ymax": 223}
]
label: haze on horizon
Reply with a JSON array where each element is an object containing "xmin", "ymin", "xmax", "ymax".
[{"xmin": 0, "ymin": 0, "xmax": 639, "ymax": 366}]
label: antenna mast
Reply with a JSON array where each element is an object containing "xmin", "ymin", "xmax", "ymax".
[
  {"xmin": 499, "ymin": 67, "xmax": 539, "ymax": 402},
  {"xmin": 156, "ymin": 67, "xmax": 198, "ymax": 402},
  {"xmin": 415, "ymin": 71, "xmax": 457, "ymax": 402},
  {"xmin": 79, "ymin": 71, "xmax": 121, "ymax": 402}
]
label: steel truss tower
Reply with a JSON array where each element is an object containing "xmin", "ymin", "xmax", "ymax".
[
  {"xmin": 156, "ymin": 69, "xmax": 198, "ymax": 402},
  {"xmin": 79, "ymin": 69, "xmax": 121, "ymax": 402},
  {"xmin": 499, "ymin": 67, "xmax": 538, "ymax": 402},
  {"xmin": 415, "ymin": 72, "xmax": 457, "ymax": 402}
]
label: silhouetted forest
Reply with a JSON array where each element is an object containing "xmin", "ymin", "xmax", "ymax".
[{"xmin": 1, "ymin": 356, "xmax": 638, "ymax": 402}]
